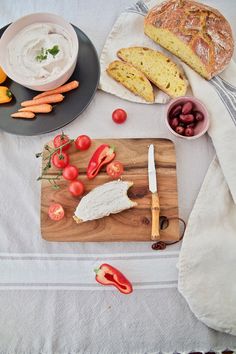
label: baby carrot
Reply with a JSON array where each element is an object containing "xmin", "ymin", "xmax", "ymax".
[
  {"xmin": 33, "ymin": 80, "xmax": 79, "ymax": 100},
  {"xmin": 18, "ymin": 104, "xmax": 52, "ymax": 113},
  {"xmin": 11, "ymin": 112, "xmax": 35, "ymax": 119},
  {"xmin": 21, "ymin": 94, "xmax": 64, "ymax": 107}
]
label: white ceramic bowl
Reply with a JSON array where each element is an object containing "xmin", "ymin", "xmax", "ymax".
[
  {"xmin": 165, "ymin": 96, "xmax": 210, "ymax": 140},
  {"xmin": 0, "ymin": 13, "xmax": 79, "ymax": 91}
]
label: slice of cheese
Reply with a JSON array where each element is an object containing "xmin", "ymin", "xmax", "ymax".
[{"xmin": 73, "ymin": 180, "xmax": 137, "ymax": 223}]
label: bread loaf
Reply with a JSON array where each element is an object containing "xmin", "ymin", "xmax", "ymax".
[
  {"xmin": 117, "ymin": 47, "xmax": 187, "ymax": 98},
  {"xmin": 144, "ymin": 0, "xmax": 234, "ymax": 80},
  {"xmin": 106, "ymin": 60, "xmax": 154, "ymax": 102}
]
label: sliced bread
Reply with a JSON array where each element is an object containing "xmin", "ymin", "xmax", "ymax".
[
  {"xmin": 73, "ymin": 180, "xmax": 137, "ymax": 223},
  {"xmin": 117, "ymin": 47, "xmax": 187, "ymax": 98},
  {"xmin": 106, "ymin": 60, "xmax": 154, "ymax": 102}
]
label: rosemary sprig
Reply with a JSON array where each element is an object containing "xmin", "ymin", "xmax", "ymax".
[
  {"xmin": 36, "ymin": 137, "xmax": 74, "ymax": 189},
  {"xmin": 37, "ymin": 175, "xmax": 62, "ymax": 181},
  {"xmin": 37, "ymin": 172, "xmax": 62, "ymax": 189}
]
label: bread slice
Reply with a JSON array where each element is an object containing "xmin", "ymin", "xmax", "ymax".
[
  {"xmin": 106, "ymin": 60, "xmax": 154, "ymax": 102},
  {"xmin": 117, "ymin": 47, "xmax": 187, "ymax": 98},
  {"xmin": 73, "ymin": 180, "xmax": 137, "ymax": 223}
]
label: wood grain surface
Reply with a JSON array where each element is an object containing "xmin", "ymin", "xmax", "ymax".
[{"xmin": 41, "ymin": 138, "xmax": 179, "ymax": 242}]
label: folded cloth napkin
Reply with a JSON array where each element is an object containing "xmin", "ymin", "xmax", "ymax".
[
  {"xmin": 179, "ymin": 155, "xmax": 236, "ymax": 335},
  {"xmin": 178, "ymin": 61, "xmax": 236, "ymax": 335},
  {"xmin": 182, "ymin": 62, "xmax": 236, "ymax": 203},
  {"xmin": 100, "ymin": 0, "xmax": 236, "ymax": 336}
]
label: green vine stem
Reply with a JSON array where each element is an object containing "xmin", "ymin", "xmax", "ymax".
[
  {"xmin": 35, "ymin": 137, "xmax": 74, "ymax": 189},
  {"xmin": 37, "ymin": 174, "xmax": 62, "ymax": 182}
]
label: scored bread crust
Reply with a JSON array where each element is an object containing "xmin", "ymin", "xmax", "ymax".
[
  {"xmin": 106, "ymin": 60, "xmax": 154, "ymax": 102},
  {"xmin": 144, "ymin": 0, "xmax": 234, "ymax": 79},
  {"xmin": 117, "ymin": 46, "xmax": 187, "ymax": 98}
]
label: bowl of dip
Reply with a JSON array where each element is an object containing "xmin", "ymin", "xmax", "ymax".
[{"xmin": 0, "ymin": 13, "xmax": 79, "ymax": 91}]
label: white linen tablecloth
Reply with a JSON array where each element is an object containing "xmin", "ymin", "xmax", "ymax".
[{"xmin": 0, "ymin": 0, "xmax": 236, "ymax": 352}]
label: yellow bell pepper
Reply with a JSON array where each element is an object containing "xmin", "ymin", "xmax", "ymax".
[
  {"xmin": 0, "ymin": 66, "xmax": 7, "ymax": 84},
  {"xmin": 0, "ymin": 86, "xmax": 13, "ymax": 104}
]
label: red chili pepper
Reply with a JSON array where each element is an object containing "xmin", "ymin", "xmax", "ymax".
[
  {"xmin": 87, "ymin": 144, "xmax": 115, "ymax": 179},
  {"xmin": 94, "ymin": 263, "xmax": 133, "ymax": 294}
]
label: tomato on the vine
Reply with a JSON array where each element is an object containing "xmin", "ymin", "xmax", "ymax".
[
  {"xmin": 112, "ymin": 109, "xmax": 127, "ymax": 124},
  {"xmin": 53, "ymin": 133, "xmax": 71, "ymax": 151},
  {"xmin": 75, "ymin": 135, "xmax": 91, "ymax": 151},
  {"xmin": 48, "ymin": 203, "xmax": 65, "ymax": 221},
  {"xmin": 52, "ymin": 151, "xmax": 69, "ymax": 169},
  {"xmin": 68, "ymin": 180, "xmax": 85, "ymax": 196},
  {"xmin": 62, "ymin": 165, "xmax": 79, "ymax": 181},
  {"xmin": 106, "ymin": 161, "xmax": 124, "ymax": 179}
]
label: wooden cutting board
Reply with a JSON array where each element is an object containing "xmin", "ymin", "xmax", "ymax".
[{"xmin": 41, "ymin": 138, "xmax": 179, "ymax": 242}]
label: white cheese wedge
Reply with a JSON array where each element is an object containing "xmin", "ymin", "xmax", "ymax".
[{"xmin": 73, "ymin": 180, "xmax": 137, "ymax": 223}]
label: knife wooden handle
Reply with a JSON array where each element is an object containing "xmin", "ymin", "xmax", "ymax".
[{"xmin": 151, "ymin": 192, "xmax": 160, "ymax": 240}]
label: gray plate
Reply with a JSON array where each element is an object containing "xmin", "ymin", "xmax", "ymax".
[{"xmin": 0, "ymin": 24, "xmax": 100, "ymax": 136}]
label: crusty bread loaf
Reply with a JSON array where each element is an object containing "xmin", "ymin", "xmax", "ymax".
[
  {"xmin": 117, "ymin": 47, "xmax": 187, "ymax": 98},
  {"xmin": 107, "ymin": 60, "xmax": 154, "ymax": 102},
  {"xmin": 144, "ymin": 0, "xmax": 234, "ymax": 80}
]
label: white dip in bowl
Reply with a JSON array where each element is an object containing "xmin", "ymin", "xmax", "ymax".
[{"xmin": 0, "ymin": 13, "xmax": 79, "ymax": 91}]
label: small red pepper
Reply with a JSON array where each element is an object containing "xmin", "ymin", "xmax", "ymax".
[
  {"xmin": 87, "ymin": 144, "xmax": 115, "ymax": 179},
  {"xmin": 94, "ymin": 263, "xmax": 133, "ymax": 294}
]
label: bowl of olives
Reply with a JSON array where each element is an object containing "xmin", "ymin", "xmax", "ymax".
[{"xmin": 166, "ymin": 96, "xmax": 209, "ymax": 139}]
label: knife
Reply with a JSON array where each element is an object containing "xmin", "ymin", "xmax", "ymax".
[{"xmin": 148, "ymin": 144, "xmax": 160, "ymax": 240}]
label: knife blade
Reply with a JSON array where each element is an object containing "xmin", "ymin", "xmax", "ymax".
[
  {"xmin": 148, "ymin": 144, "xmax": 157, "ymax": 193},
  {"xmin": 148, "ymin": 144, "xmax": 160, "ymax": 240}
]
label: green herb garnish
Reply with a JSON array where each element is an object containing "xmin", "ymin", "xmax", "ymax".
[
  {"xmin": 35, "ymin": 45, "xmax": 60, "ymax": 62},
  {"xmin": 35, "ymin": 48, "xmax": 48, "ymax": 62},
  {"xmin": 47, "ymin": 45, "xmax": 60, "ymax": 58}
]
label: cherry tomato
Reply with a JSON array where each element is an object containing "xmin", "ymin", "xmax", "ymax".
[
  {"xmin": 62, "ymin": 165, "xmax": 79, "ymax": 180},
  {"xmin": 51, "ymin": 151, "xmax": 69, "ymax": 169},
  {"xmin": 48, "ymin": 203, "xmax": 65, "ymax": 221},
  {"xmin": 112, "ymin": 109, "xmax": 127, "ymax": 124},
  {"xmin": 68, "ymin": 180, "xmax": 85, "ymax": 196},
  {"xmin": 53, "ymin": 133, "xmax": 71, "ymax": 151},
  {"xmin": 75, "ymin": 135, "xmax": 91, "ymax": 151},
  {"xmin": 106, "ymin": 161, "xmax": 124, "ymax": 179}
]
